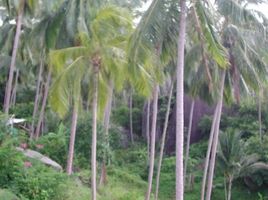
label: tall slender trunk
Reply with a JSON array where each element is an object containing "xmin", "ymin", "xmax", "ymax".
[
  {"xmin": 129, "ymin": 89, "xmax": 134, "ymax": 144},
  {"xmin": 200, "ymin": 102, "xmax": 220, "ymax": 200},
  {"xmin": 91, "ymin": 68, "xmax": 99, "ymax": 200},
  {"xmin": 66, "ymin": 105, "xmax": 79, "ymax": 175},
  {"xmin": 99, "ymin": 83, "xmax": 113, "ymax": 186},
  {"xmin": 258, "ymin": 88, "xmax": 262, "ymax": 142},
  {"xmin": 146, "ymin": 100, "xmax": 151, "ymax": 163},
  {"xmin": 103, "ymin": 82, "xmax": 113, "ymax": 155},
  {"xmin": 184, "ymin": 100, "xmax": 195, "ymax": 185},
  {"xmin": 155, "ymin": 83, "xmax": 173, "ymax": 200},
  {"xmin": 4, "ymin": 0, "xmax": 25, "ymax": 114},
  {"xmin": 145, "ymin": 84, "xmax": 159, "ymax": 200},
  {"xmin": 227, "ymin": 177, "xmax": 233, "ymax": 200},
  {"xmin": 205, "ymin": 70, "xmax": 226, "ymax": 200},
  {"xmin": 11, "ymin": 69, "xmax": 19, "ymax": 106},
  {"xmin": 34, "ymin": 70, "xmax": 51, "ymax": 139},
  {"xmin": 176, "ymin": 0, "xmax": 187, "ymax": 199},
  {"xmin": 224, "ymin": 177, "xmax": 228, "ymax": 200},
  {"xmin": 30, "ymin": 61, "xmax": 44, "ymax": 139}
]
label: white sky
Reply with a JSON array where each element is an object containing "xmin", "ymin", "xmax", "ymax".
[{"xmin": 0, "ymin": 1, "xmax": 267, "ymax": 27}]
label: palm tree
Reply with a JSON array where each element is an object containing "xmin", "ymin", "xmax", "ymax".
[
  {"xmin": 28, "ymin": 0, "xmax": 68, "ymax": 139},
  {"xmin": 175, "ymin": 0, "xmax": 187, "ymax": 198},
  {"xmin": 218, "ymin": 129, "xmax": 268, "ymax": 200},
  {"xmin": 129, "ymin": 1, "xmax": 228, "ymax": 198},
  {"xmin": 49, "ymin": 6, "xmax": 133, "ymax": 199},
  {"xmin": 155, "ymin": 77, "xmax": 174, "ymax": 200},
  {"xmin": 49, "ymin": 56, "xmax": 84, "ymax": 175},
  {"xmin": 2, "ymin": 0, "xmax": 37, "ymax": 114},
  {"xmin": 204, "ymin": 1, "xmax": 268, "ymax": 199}
]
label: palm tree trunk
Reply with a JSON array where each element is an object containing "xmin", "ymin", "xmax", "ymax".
[
  {"xmin": 224, "ymin": 177, "xmax": 228, "ymax": 200},
  {"xmin": 91, "ymin": 68, "xmax": 99, "ymax": 200},
  {"xmin": 104, "ymin": 82, "xmax": 113, "ymax": 155},
  {"xmin": 145, "ymin": 84, "xmax": 159, "ymax": 200},
  {"xmin": 66, "ymin": 105, "xmax": 79, "ymax": 175},
  {"xmin": 99, "ymin": 82, "xmax": 113, "ymax": 186},
  {"xmin": 30, "ymin": 60, "xmax": 44, "ymax": 139},
  {"xmin": 3, "ymin": 0, "xmax": 25, "ymax": 114},
  {"xmin": 129, "ymin": 89, "xmax": 134, "ymax": 144},
  {"xmin": 34, "ymin": 70, "xmax": 51, "ymax": 139},
  {"xmin": 11, "ymin": 69, "xmax": 19, "ymax": 106},
  {"xmin": 200, "ymin": 102, "xmax": 220, "ymax": 200},
  {"xmin": 176, "ymin": 0, "xmax": 187, "ymax": 199},
  {"xmin": 258, "ymin": 88, "xmax": 262, "ymax": 142},
  {"xmin": 155, "ymin": 83, "xmax": 173, "ymax": 200},
  {"xmin": 205, "ymin": 70, "xmax": 226, "ymax": 200},
  {"xmin": 184, "ymin": 100, "xmax": 195, "ymax": 185},
  {"xmin": 146, "ymin": 100, "xmax": 151, "ymax": 163},
  {"xmin": 227, "ymin": 177, "xmax": 233, "ymax": 200}
]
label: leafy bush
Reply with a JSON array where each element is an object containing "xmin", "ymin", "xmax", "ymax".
[
  {"xmin": 198, "ymin": 115, "xmax": 212, "ymax": 138},
  {"xmin": 74, "ymin": 113, "xmax": 108, "ymax": 169},
  {"xmin": 12, "ymin": 163, "xmax": 67, "ymax": 200},
  {"xmin": 0, "ymin": 145, "xmax": 68, "ymax": 200},
  {"xmin": 0, "ymin": 146, "xmax": 24, "ymax": 188},
  {"xmin": 112, "ymin": 104, "xmax": 143, "ymax": 136},
  {"xmin": 9, "ymin": 103, "xmax": 34, "ymax": 119},
  {"xmin": 30, "ymin": 124, "xmax": 68, "ymax": 167}
]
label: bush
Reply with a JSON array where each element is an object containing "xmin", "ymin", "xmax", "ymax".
[
  {"xmin": 0, "ymin": 146, "xmax": 24, "ymax": 188},
  {"xmin": 30, "ymin": 124, "xmax": 68, "ymax": 167},
  {"xmin": 12, "ymin": 163, "xmax": 68, "ymax": 200},
  {"xmin": 198, "ymin": 115, "xmax": 212, "ymax": 138},
  {"xmin": 74, "ymin": 113, "xmax": 108, "ymax": 169},
  {"xmin": 0, "ymin": 145, "xmax": 68, "ymax": 200},
  {"xmin": 9, "ymin": 103, "xmax": 34, "ymax": 119}
]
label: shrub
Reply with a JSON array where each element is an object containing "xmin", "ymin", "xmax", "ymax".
[
  {"xmin": 30, "ymin": 124, "xmax": 68, "ymax": 167},
  {"xmin": 9, "ymin": 103, "xmax": 34, "ymax": 119},
  {"xmin": 0, "ymin": 145, "xmax": 68, "ymax": 200},
  {"xmin": 12, "ymin": 163, "xmax": 68, "ymax": 200},
  {"xmin": 0, "ymin": 146, "xmax": 24, "ymax": 188}
]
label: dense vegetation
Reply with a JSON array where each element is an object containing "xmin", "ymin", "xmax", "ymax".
[{"xmin": 0, "ymin": 0, "xmax": 268, "ymax": 200}]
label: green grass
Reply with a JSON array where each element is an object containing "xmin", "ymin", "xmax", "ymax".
[{"xmin": 0, "ymin": 189, "xmax": 20, "ymax": 200}]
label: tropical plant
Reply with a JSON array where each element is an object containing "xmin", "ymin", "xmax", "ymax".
[
  {"xmin": 204, "ymin": 1, "xmax": 268, "ymax": 199},
  {"xmin": 49, "ymin": 5, "xmax": 133, "ymax": 200},
  {"xmin": 218, "ymin": 129, "xmax": 268, "ymax": 200}
]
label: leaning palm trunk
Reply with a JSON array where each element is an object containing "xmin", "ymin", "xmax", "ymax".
[
  {"xmin": 66, "ymin": 105, "xmax": 79, "ymax": 175},
  {"xmin": 146, "ymin": 100, "xmax": 151, "ymax": 163},
  {"xmin": 205, "ymin": 70, "xmax": 226, "ymax": 200},
  {"xmin": 4, "ymin": 0, "xmax": 25, "ymax": 114},
  {"xmin": 11, "ymin": 69, "xmax": 19, "ymax": 106},
  {"xmin": 184, "ymin": 100, "xmax": 195, "ymax": 185},
  {"xmin": 91, "ymin": 68, "xmax": 99, "ymax": 200},
  {"xmin": 200, "ymin": 103, "xmax": 220, "ymax": 200},
  {"xmin": 30, "ymin": 61, "xmax": 44, "ymax": 139},
  {"xmin": 145, "ymin": 84, "xmax": 159, "ymax": 200},
  {"xmin": 258, "ymin": 88, "xmax": 262, "ymax": 142},
  {"xmin": 99, "ymin": 83, "xmax": 113, "ymax": 186},
  {"xmin": 129, "ymin": 89, "xmax": 134, "ymax": 144},
  {"xmin": 176, "ymin": 0, "xmax": 187, "ymax": 199},
  {"xmin": 155, "ymin": 83, "xmax": 173, "ymax": 200},
  {"xmin": 35, "ymin": 70, "xmax": 51, "ymax": 139}
]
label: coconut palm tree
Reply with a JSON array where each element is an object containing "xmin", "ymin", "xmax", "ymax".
[
  {"xmin": 175, "ymin": 0, "xmax": 187, "ymax": 198},
  {"xmin": 218, "ymin": 129, "xmax": 268, "ymax": 200},
  {"xmin": 1, "ymin": 0, "xmax": 37, "ymax": 114},
  {"xmin": 129, "ymin": 1, "xmax": 228, "ymax": 198},
  {"xmin": 49, "ymin": 6, "xmax": 133, "ymax": 200},
  {"xmin": 204, "ymin": 1, "xmax": 268, "ymax": 199}
]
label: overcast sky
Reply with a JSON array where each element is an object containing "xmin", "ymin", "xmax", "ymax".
[{"xmin": 1, "ymin": 1, "xmax": 267, "ymax": 26}]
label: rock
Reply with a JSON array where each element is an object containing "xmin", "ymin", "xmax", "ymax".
[{"xmin": 16, "ymin": 147, "xmax": 62, "ymax": 171}]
